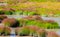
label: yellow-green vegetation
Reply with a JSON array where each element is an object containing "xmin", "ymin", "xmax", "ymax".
[
  {"xmin": 0, "ymin": 1, "xmax": 60, "ymax": 16},
  {"xmin": 28, "ymin": 0, "xmax": 59, "ymax": 2},
  {"xmin": 9, "ymin": 2, "xmax": 60, "ymax": 16}
]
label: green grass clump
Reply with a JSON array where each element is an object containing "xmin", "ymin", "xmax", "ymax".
[{"xmin": 19, "ymin": 18, "xmax": 59, "ymax": 29}]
